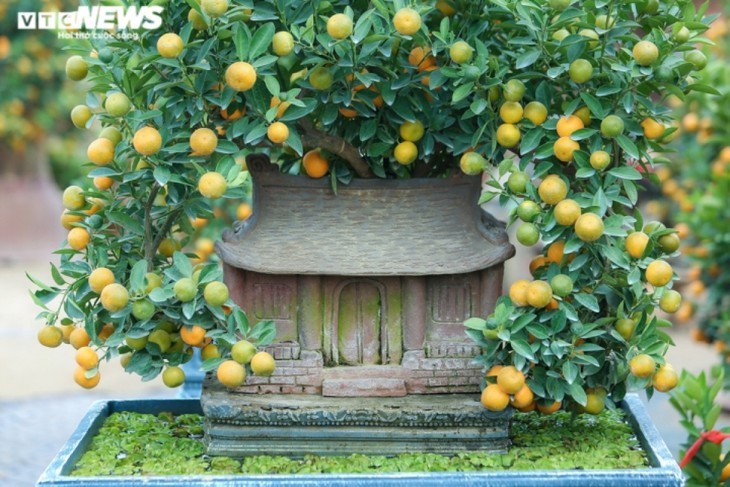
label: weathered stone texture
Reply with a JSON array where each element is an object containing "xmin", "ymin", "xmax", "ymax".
[{"xmin": 215, "ymin": 154, "xmax": 513, "ymax": 398}]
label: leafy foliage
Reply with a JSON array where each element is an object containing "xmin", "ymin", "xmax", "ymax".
[
  {"xmin": 71, "ymin": 409, "xmax": 647, "ymax": 476},
  {"xmin": 670, "ymin": 369, "xmax": 730, "ymax": 486},
  {"xmin": 465, "ymin": 0, "xmax": 714, "ymax": 412},
  {"xmin": 0, "ymin": 1, "xmax": 80, "ymax": 150},
  {"xmin": 0, "ymin": 0, "xmax": 86, "ymax": 183}
]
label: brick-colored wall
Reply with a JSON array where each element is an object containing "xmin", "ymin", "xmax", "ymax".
[
  {"xmin": 234, "ymin": 348, "xmax": 324, "ymax": 395},
  {"xmin": 401, "ymin": 350, "xmax": 482, "ymax": 394},
  {"xmin": 234, "ymin": 347, "xmax": 482, "ymax": 396}
]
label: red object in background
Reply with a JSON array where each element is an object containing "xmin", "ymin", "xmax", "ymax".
[{"xmin": 679, "ymin": 430, "xmax": 730, "ymax": 468}]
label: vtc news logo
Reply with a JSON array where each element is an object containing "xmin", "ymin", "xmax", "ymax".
[{"xmin": 18, "ymin": 6, "xmax": 163, "ymax": 38}]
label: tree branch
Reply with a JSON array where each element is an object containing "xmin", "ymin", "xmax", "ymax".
[
  {"xmin": 144, "ymin": 184, "xmax": 161, "ymax": 272},
  {"xmin": 297, "ymin": 118, "xmax": 374, "ymax": 178},
  {"xmin": 143, "ymin": 183, "xmax": 184, "ymax": 273},
  {"xmin": 149, "ymin": 207, "xmax": 184, "ymax": 268}
]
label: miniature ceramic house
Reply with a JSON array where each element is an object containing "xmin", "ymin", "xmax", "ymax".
[{"xmin": 216, "ymin": 154, "xmax": 515, "ymax": 397}]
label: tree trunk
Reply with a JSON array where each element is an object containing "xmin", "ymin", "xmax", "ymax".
[{"xmin": 0, "ymin": 143, "xmax": 66, "ymax": 263}]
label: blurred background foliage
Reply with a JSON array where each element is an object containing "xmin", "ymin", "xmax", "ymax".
[
  {"xmin": 650, "ymin": 3, "xmax": 730, "ymax": 386},
  {"xmin": 0, "ymin": 0, "xmax": 87, "ymax": 185}
]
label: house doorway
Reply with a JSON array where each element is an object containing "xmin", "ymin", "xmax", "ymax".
[{"xmin": 335, "ymin": 280, "xmax": 384, "ymax": 365}]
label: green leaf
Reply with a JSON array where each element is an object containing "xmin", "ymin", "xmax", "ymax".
[
  {"xmin": 148, "ymin": 287, "xmax": 171, "ymax": 303},
  {"xmin": 64, "ymin": 298, "xmax": 85, "ymax": 320},
  {"xmin": 511, "ymin": 339, "xmax": 536, "ymax": 361},
  {"xmin": 233, "ymin": 24, "xmax": 251, "ymax": 61},
  {"xmin": 608, "ymin": 166, "xmax": 642, "ymax": 181},
  {"xmin": 520, "ymin": 127, "xmax": 544, "ymax": 155},
  {"xmin": 498, "ymin": 158, "xmax": 513, "ymax": 177},
  {"xmin": 686, "ymin": 83, "xmax": 721, "ymax": 95},
  {"xmin": 602, "ymin": 215, "xmax": 629, "ymax": 238},
  {"xmin": 352, "ymin": 10, "xmax": 373, "ymax": 43},
  {"xmin": 664, "ymin": 83, "xmax": 686, "ymax": 101},
  {"xmin": 244, "ymin": 122, "xmax": 268, "ymax": 144},
  {"xmin": 153, "ymin": 166, "xmax": 171, "ymax": 186},
  {"xmin": 547, "ymin": 66, "xmax": 566, "ymax": 78},
  {"xmin": 567, "ymin": 381, "xmax": 588, "ymax": 406},
  {"xmin": 173, "ymin": 251, "xmax": 193, "ymax": 277},
  {"xmin": 30, "ymin": 289, "xmax": 57, "ymax": 308},
  {"xmin": 279, "ymin": 98, "xmax": 317, "ymax": 122},
  {"xmin": 201, "ymin": 357, "xmax": 226, "ymax": 372},
  {"xmin": 464, "ymin": 317, "xmax": 487, "ymax": 330},
  {"xmin": 249, "ymin": 319, "xmax": 276, "ymax": 347},
  {"xmin": 595, "ymin": 85, "xmax": 622, "ymax": 96},
  {"xmin": 470, "ymin": 97, "xmax": 488, "ymax": 115},
  {"xmin": 601, "ymin": 244, "xmax": 629, "ymax": 269},
  {"xmin": 360, "ymin": 119, "xmax": 377, "ymax": 141},
  {"xmin": 182, "ymin": 300, "xmax": 196, "ymax": 320},
  {"xmin": 493, "ymin": 302, "xmax": 512, "ymax": 323},
  {"xmin": 264, "ymin": 76, "xmax": 280, "ymax": 97},
  {"xmin": 233, "ymin": 308, "xmax": 250, "ymax": 336},
  {"xmin": 88, "ymin": 167, "xmax": 121, "ymax": 177},
  {"xmin": 570, "ymin": 128, "xmax": 597, "ymax": 141},
  {"xmin": 704, "ymin": 404, "xmax": 722, "ymax": 431},
  {"xmin": 515, "ymin": 50, "xmax": 541, "ymax": 69},
  {"xmin": 615, "ymin": 135, "xmax": 639, "ymax": 160},
  {"xmin": 27, "ymin": 272, "xmax": 53, "ymax": 292},
  {"xmin": 478, "ymin": 191, "xmax": 498, "ymax": 204},
  {"xmin": 286, "ymin": 128, "xmax": 304, "ymax": 156},
  {"xmin": 50, "ymin": 264, "xmax": 65, "ymax": 286},
  {"xmin": 580, "ymin": 93, "xmax": 607, "ymax": 119},
  {"xmin": 248, "ymin": 22, "xmax": 276, "ymax": 60},
  {"xmin": 216, "ymin": 140, "xmax": 240, "ymax": 154},
  {"xmin": 623, "ymin": 180, "xmax": 638, "ymax": 205},
  {"xmin": 574, "ymin": 293, "xmax": 599, "ymax": 313},
  {"xmin": 512, "ymin": 313, "xmax": 536, "ymax": 333},
  {"xmin": 627, "ymin": 267, "xmax": 641, "ymax": 285},
  {"xmin": 452, "ymin": 82, "xmax": 474, "ymax": 103},
  {"xmin": 562, "ymin": 361, "xmax": 578, "ymax": 384},
  {"xmin": 107, "ymin": 211, "xmax": 145, "ymax": 236},
  {"xmin": 129, "ymin": 260, "xmax": 148, "ymax": 294}
]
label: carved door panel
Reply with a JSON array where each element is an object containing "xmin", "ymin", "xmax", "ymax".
[
  {"xmin": 337, "ymin": 281, "xmax": 382, "ymax": 365},
  {"xmin": 426, "ymin": 274, "xmax": 478, "ymax": 345}
]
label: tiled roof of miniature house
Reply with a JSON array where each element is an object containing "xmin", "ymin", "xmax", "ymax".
[{"xmin": 216, "ymin": 154, "xmax": 515, "ymax": 276}]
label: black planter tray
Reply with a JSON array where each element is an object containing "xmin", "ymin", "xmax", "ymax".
[{"xmin": 37, "ymin": 394, "xmax": 683, "ymax": 486}]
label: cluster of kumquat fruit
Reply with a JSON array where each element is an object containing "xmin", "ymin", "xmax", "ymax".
[
  {"xmin": 462, "ymin": 0, "xmax": 717, "ymax": 415},
  {"xmin": 30, "ymin": 0, "xmax": 297, "ymax": 389}
]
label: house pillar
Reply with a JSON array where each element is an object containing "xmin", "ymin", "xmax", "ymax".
[
  {"xmin": 298, "ymin": 275, "xmax": 322, "ymax": 350},
  {"xmin": 222, "ymin": 262, "xmax": 246, "ymax": 308},
  {"xmin": 402, "ymin": 276, "xmax": 426, "ymax": 350},
  {"xmin": 479, "ymin": 266, "xmax": 505, "ymax": 316}
]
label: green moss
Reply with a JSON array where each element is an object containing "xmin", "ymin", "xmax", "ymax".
[{"xmin": 71, "ymin": 409, "xmax": 648, "ymax": 476}]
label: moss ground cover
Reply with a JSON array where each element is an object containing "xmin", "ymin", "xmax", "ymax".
[{"xmin": 72, "ymin": 410, "xmax": 647, "ymax": 476}]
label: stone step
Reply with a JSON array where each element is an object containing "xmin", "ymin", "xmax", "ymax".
[
  {"xmin": 322, "ymin": 365, "xmax": 409, "ymax": 380},
  {"xmin": 201, "ymin": 387, "xmax": 513, "ymax": 458},
  {"xmin": 322, "ymin": 378, "xmax": 407, "ymax": 397},
  {"xmin": 205, "ymin": 423, "xmax": 511, "ymax": 458}
]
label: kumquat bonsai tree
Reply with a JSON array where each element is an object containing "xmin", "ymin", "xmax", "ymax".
[{"xmin": 29, "ymin": 0, "xmax": 713, "ymax": 409}]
